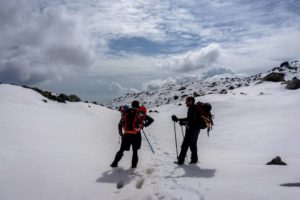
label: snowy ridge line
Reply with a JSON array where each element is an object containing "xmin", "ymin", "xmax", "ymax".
[{"xmin": 110, "ymin": 61, "xmax": 300, "ymax": 109}]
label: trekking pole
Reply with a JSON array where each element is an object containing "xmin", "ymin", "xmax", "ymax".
[
  {"xmin": 173, "ymin": 122, "xmax": 179, "ymax": 159},
  {"xmin": 180, "ymin": 126, "xmax": 185, "ymax": 138},
  {"xmin": 141, "ymin": 129, "xmax": 155, "ymax": 154}
]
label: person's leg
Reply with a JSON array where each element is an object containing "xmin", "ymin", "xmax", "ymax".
[
  {"xmin": 131, "ymin": 133, "xmax": 141, "ymax": 168},
  {"xmin": 190, "ymin": 130, "xmax": 200, "ymax": 163},
  {"xmin": 132, "ymin": 148, "xmax": 138, "ymax": 168},
  {"xmin": 111, "ymin": 149, "xmax": 124, "ymax": 167},
  {"xmin": 177, "ymin": 132, "xmax": 193, "ymax": 164},
  {"xmin": 111, "ymin": 135, "xmax": 130, "ymax": 167}
]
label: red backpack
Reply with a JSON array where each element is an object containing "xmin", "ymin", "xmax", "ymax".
[{"xmin": 120, "ymin": 105, "xmax": 147, "ymax": 134}]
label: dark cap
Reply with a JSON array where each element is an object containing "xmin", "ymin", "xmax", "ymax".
[
  {"xmin": 186, "ymin": 96, "xmax": 195, "ymax": 103},
  {"xmin": 131, "ymin": 100, "xmax": 140, "ymax": 108}
]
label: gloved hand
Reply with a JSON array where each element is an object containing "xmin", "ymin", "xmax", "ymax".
[
  {"xmin": 179, "ymin": 120, "xmax": 187, "ymax": 126},
  {"xmin": 171, "ymin": 115, "xmax": 179, "ymax": 122}
]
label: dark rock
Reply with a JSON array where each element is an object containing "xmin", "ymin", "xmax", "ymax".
[
  {"xmin": 228, "ymin": 86, "xmax": 235, "ymax": 90},
  {"xmin": 154, "ymin": 110, "xmax": 159, "ymax": 113},
  {"xmin": 92, "ymin": 101, "xmax": 98, "ymax": 105},
  {"xmin": 240, "ymin": 92, "xmax": 247, "ymax": 95},
  {"xmin": 219, "ymin": 89, "xmax": 227, "ymax": 94},
  {"xmin": 193, "ymin": 92, "xmax": 200, "ymax": 97},
  {"xmin": 178, "ymin": 103, "xmax": 182, "ymax": 106},
  {"xmin": 266, "ymin": 156, "xmax": 287, "ymax": 165},
  {"xmin": 69, "ymin": 95, "xmax": 81, "ymax": 102},
  {"xmin": 69, "ymin": 94, "xmax": 81, "ymax": 102},
  {"xmin": 262, "ymin": 72, "xmax": 285, "ymax": 82},
  {"xmin": 255, "ymin": 81, "xmax": 263, "ymax": 85},
  {"xmin": 280, "ymin": 61, "xmax": 290, "ymax": 69},
  {"xmin": 286, "ymin": 77, "xmax": 300, "ymax": 90},
  {"xmin": 178, "ymin": 86, "xmax": 186, "ymax": 91},
  {"xmin": 280, "ymin": 183, "xmax": 300, "ymax": 187},
  {"xmin": 57, "ymin": 93, "xmax": 70, "ymax": 103},
  {"xmin": 42, "ymin": 91, "xmax": 59, "ymax": 102},
  {"xmin": 181, "ymin": 94, "xmax": 188, "ymax": 98},
  {"xmin": 149, "ymin": 110, "xmax": 153, "ymax": 113},
  {"xmin": 42, "ymin": 99, "xmax": 48, "ymax": 103}
]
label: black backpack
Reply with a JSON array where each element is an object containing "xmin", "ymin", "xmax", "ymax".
[{"xmin": 196, "ymin": 101, "xmax": 214, "ymax": 136}]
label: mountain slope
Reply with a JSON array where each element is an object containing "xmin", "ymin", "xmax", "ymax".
[
  {"xmin": 110, "ymin": 61, "xmax": 299, "ymax": 109},
  {"xmin": 1, "ymin": 67, "xmax": 300, "ymax": 199}
]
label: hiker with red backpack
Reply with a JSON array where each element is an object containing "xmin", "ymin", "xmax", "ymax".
[
  {"xmin": 111, "ymin": 100, "xmax": 154, "ymax": 168},
  {"xmin": 172, "ymin": 96, "xmax": 213, "ymax": 165}
]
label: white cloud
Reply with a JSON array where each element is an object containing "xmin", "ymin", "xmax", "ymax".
[
  {"xmin": 175, "ymin": 74, "xmax": 199, "ymax": 84},
  {"xmin": 110, "ymin": 82, "xmax": 124, "ymax": 93},
  {"xmin": 143, "ymin": 77, "xmax": 176, "ymax": 90},
  {"xmin": 220, "ymin": 27, "xmax": 300, "ymax": 73},
  {"xmin": 157, "ymin": 44, "xmax": 221, "ymax": 72},
  {"xmin": 143, "ymin": 74, "xmax": 199, "ymax": 90},
  {"xmin": 1, "ymin": 0, "xmax": 300, "ymax": 103},
  {"xmin": 0, "ymin": 0, "xmax": 95, "ymax": 84},
  {"xmin": 201, "ymin": 67, "xmax": 235, "ymax": 79},
  {"xmin": 110, "ymin": 82, "xmax": 139, "ymax": 94}
]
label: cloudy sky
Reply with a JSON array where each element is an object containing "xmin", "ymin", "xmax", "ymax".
[{"xmin": 0, "ymin": 0, "xmax": 299, "ymax": 103}]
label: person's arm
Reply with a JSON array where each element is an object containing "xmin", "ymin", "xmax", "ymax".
[
  {"xmin": 171, "ymin": 115, "xmax": 188, "ymax": 125},
  {"xmin": 144, "ymin": 115, "xmax": 154, "ymax": 127},
  {"xmin": 118, "ymin": 119, "xmax": 123, "ymax": 136},
  {"xmin": 179, "ymin": 117, "xmax": 188, "ymax": 126}
]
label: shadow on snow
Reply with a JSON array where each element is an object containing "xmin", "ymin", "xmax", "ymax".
[
  {"xmin": 165, "ymin": 164, "xmax": 216, "ymax": 179},
  {"xmin": 96, "ymin": 167, "xmax": 142, "ymax": 186}
]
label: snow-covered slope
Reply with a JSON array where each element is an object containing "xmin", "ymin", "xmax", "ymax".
[
  {"xmin": 110, "ymin": 61, "xmax": 300, "ymax": 109},
  {"xmin": 0, "ymin": 84, "xmax": 120, "ymax": 200},
  {"xmin": 1, "ymin": 64, "xmax": 300, "ymax": 199}
]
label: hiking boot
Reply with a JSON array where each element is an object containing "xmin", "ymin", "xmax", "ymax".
[
  {"xmin": 111, "ymin": 151, "xmax": 123, "ymax": 168},
  {"xmin": 131, "ymin": 165, "xmax": 137, "ymax": 168},
  {"xmin": 110, "ymin": 162, "xmax": 118, "ymax": 168},
  {"xmin": 174, "ymin": 161, "xmax": 184, "ymax": 165},
  {"xmin": 189, "ymin": 161, "xmax": 197, "ymax": 164}
]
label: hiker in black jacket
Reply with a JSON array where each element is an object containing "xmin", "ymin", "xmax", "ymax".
[
  {"xmin": 172, "ymin": 96, "xmax": 202, "ymax": 165},
  {"xmin": 111, "ymin": 100, "xmax": 154, "ymax": 168}
]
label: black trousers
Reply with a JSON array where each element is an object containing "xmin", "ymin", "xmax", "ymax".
[
  {"xmin": 112, "ymin": 132, "xmax": 141, "ymax": 167},
  {"xmin": 178, "ymin": 128, "xmax": 200, "ymax": 164}
]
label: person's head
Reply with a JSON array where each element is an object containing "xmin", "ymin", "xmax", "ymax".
[
  {"xmin": 185, "ymin": 96, "xmax": 195, "ymax": 107},
  {"xmin": 131, "ymin": 100, "xmax": 140, "ymax": 108}
]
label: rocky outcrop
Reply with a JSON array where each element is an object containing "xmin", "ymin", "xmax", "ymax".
[
  {"xmin": 266, "ymin": 156, "xmax": 287, "ymax": 165},
  {"xmin": 262, "ymin": 73, "xmax": 285, "ymax": 82},
  {"xmin": 22, "ymin": 85, "xmax": 82, "ymax": 103},
  {"xmin": 286, "ymin": 77, "xmax": 300, "ymax": 90}
]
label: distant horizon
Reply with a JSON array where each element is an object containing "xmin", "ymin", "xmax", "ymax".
[
  {"xmin": 2, "ymin": 59, "xmax": 297, "ymax": 104},
  {"xmin": 1, "ymin": 0, "xmax": 300, "ymax": 102}
]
